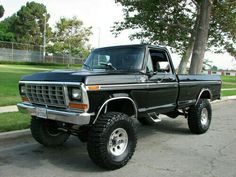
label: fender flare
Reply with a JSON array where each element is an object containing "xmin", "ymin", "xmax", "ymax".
[
  {"xmin": 92, "ymin": 96, "xmax": 138, "ymax": 124},
  {"xmin": 195, "ymin": 88, "xmax": 212, "ymax": 105}
]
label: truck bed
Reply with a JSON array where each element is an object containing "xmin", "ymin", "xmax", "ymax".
[{"xmin": 177, "ymin": 74, "xmax": 221, "ymax": 109}]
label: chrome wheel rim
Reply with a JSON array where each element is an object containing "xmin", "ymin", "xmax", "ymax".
[
  {"xmin": 108, "ymin": 128, "xmax": 128, "ymax": 156},
  {"xmin": 201, "ymin": 108, "xmax": 208, "ymax": 126}
]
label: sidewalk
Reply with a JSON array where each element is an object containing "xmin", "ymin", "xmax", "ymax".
[
  {"xmin": 0, "ymin": 105, "xmax": 18, "ymax": 113},
  {"xmin": 221, "ymin": 88, "xmax": 236, "ymax": 91},
  {"xmin": 212, "ymin": 95, "xmax": 236, "ymax": 104}
]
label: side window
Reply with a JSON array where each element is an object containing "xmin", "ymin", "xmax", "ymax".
[
  {"xmin": 146, "ymin": 53, "xmax": 154, "ymax": 72},
  {"xmin": 149, "ymin": 49, "xmax": 172, "ymax": 74},
  {"xmin": 98, "ymin": 55, "xmax": 110, "ymax": 65},
  {"xmin": 91, "ymin": 54, "xmax": 110, "ymax": 68}
]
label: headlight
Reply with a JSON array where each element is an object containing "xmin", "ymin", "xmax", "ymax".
[
  {"xmin": 20, "ymin": 85, "xmax": 26, "ymax": 95},
  {"xmin": 72, "ymin": 88, "xmax": 82, "ymax": 100}
]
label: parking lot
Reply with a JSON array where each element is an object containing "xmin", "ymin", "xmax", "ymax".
[{"xmin": 0, "ymin": 100, "xmax": 236, "ymax": 177}]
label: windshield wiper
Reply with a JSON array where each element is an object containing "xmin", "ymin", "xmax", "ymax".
[
  {"xmin": 100, "ymin": 63, "xmax": 117, "ymax": 70},
  {"xmin": 83, "ymin": 63, "xmax": 91, "ymax": 70}
]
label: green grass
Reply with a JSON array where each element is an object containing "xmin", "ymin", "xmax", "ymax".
[
  {"xmin": 0, "ymin": 60, "xmax": 82, "ymax": 67},
  {"xmin": 221, "ymin": 76, "xmax": 236, "ymax": 95},
  {"xmin": 0, "ymin": 64, "xmax": 235, "ymax": 106},
  {"xmin": 221, "ymin": 76, "xmax": 236, "ymax": 83},
  {"xmin": 0, "ymin": 112, "xmax": 30, "ymax": 132},
  {"xmin": 221, "ymin": 90, "xmax": 236, "ymax": 97},
  {"xmin": 222, "ymin": 84, "xmax": 236, "ymax": 89},
  {"xmin": 0, "ymin": 64, "xmax": 81, "ymax": 106}
]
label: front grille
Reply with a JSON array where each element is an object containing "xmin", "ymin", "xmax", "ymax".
[{"xmin": 25, "ymin": 84, "xmax": 67, "ymax": 108}]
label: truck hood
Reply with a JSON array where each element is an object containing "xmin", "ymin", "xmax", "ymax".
[{"xmin": 21, "ymin": 69, "xmax": 141, "ymax": 85}]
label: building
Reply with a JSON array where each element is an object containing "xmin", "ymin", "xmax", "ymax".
[{"xmin": 207, "ymin": 70, "xmax": 236, "ymax": 76}]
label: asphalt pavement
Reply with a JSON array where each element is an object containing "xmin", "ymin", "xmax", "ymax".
[{"xmin": 0, "ymin": 100, "xmax": 236, "ymax": 177}]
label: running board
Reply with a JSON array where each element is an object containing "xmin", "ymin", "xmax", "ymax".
[{"xmin": 147, "ymin": 112, "xmax": 162, "ymax": 123}]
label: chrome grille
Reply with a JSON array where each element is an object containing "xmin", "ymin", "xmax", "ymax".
[{"xmin": 25, "ymin": 84, "xmax": 67, "ymax": 108}]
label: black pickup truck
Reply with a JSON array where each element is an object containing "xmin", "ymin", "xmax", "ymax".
[{"xmin": 17, "ymin": 44, "xmax": 221, "ymax": 170}]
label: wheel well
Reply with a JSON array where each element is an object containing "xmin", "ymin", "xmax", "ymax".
[
  {"xmin": 196, "ymin": 89, "xmax": 212, "ymax": 105},
  {"xmin": 105, "ymin": 99, "xmax": 136, "ymax": 117},
  {"xmin": 199, "ymin": 90, "xmax": 211, "ymax": 99},
  {"xmin": 93, "ymin": 98, "xmax": 137, "ymax": 124}
]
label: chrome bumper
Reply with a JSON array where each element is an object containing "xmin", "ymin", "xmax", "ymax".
[{"xmin": 17, "ymin": 103, "xmax": 93, "ymax": 125}]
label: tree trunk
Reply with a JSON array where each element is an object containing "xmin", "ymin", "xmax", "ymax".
[
  {"xmin": 178, "ymin": 40, "xmax": 194, "ymax": 74},
  {"xmin": 178, "ymin": 5, "xmax": 200, "ymax": 74},
  {"xmin": 189, "ymin": 0, "xmax": 213, "ymax": 74}
]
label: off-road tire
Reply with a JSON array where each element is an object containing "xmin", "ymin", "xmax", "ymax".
[
  {"xmin": 188, "ymin": 99, "xmax": 212, "ymax": 134},
  {"xmin": 30, "ymin": 117, "xmax": 70, "ymax": 147},
  {"xmin": 87, "ymin": 112, "xmax": 137, "ymax": 170}
]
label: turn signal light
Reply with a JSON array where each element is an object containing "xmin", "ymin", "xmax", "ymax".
[
  {"xmin": 86, "ymin": 85, "xmax": 100, "ymax": 91},
  {"xmin": 69, "ymin": 103, "xmax": 88, "ymax": 110},
  {"xmin": 22, "ymin": 97, "xmax": 29, "ymax": 102}
]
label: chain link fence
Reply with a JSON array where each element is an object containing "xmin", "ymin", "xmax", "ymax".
[{"xmin": 0, "ymin": 41, "xmax": 84, "ymax": 64}]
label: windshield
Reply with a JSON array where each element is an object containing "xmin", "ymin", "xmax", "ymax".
[{"xmin": 84, "ymin": 46, "xmax": 145, "ymax": 71}]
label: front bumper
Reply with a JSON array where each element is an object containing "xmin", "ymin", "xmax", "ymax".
[{"xmin": 17, "ymin": 103, "xmax": 93, "ymax": 125}]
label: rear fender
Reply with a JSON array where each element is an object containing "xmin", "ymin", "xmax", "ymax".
[{"xmin": 196, "ymin": 88, "xmax": 212, "ymax": 105}]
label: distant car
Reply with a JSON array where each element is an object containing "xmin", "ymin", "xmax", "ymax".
[{"xmin": 18, "ymin": 44, "xmax": 221, "ymax": 170}]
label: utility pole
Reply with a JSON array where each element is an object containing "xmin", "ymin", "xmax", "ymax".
[{"xmin": 43, "ymin": 13, "xmax": 47, "ymax": 63}]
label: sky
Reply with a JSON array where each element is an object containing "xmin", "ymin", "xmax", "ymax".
[{"xmin": 1, "ymin": 0, "xmax": 236, "ymax": 70}]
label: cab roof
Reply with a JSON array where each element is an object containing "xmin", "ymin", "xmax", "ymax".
[{"xmin": 95, "ymin": 44, "xmax": 168, "ymax": 51}]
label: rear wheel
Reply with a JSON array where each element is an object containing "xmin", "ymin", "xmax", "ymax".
[
  {"xmin": 30, "ymin": 117, "xmax": 70, "ymax": 147},
  {"xmin": 188, "ymin": 99, "xmax": 212, "ymax": 134},
  {"xmin": 87, "ymin": 112, "xmax": 137, "ymax": 170}
]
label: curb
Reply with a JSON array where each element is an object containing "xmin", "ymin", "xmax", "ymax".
[
  {"xmin": 0, "ymin": 96, "xmax": 235, "ymax": 140},
  {"xmin": 0, "ymin": 129, "xmax": 30, "ymax": 140}
]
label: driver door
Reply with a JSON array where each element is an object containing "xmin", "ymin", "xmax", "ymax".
[{"xmin": 146, "ymin": 49, "xmax": 178, "ymax": 113}]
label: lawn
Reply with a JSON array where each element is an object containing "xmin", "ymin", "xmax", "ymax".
[
  {"xmin": 221, "ymin": 75, "xmax": 236, "ymax": 88},
  {"xmin": 0, "ymin": 64, "xmax": 235, "ymax": 107},
  {"xmin": 221, "ymin": 84, "xmax": 236, "ymax": 89},
  {"xmin": 221, "ymin": 75, "xmax": 236, "ymax": 83},
  {"xmin": 0, "ymin": 112, "xmax": 30, "ymax": 132},
  {"xmin": 221, "ymin": 76, "xmax": 236, "ymax": 96},
  {"xmin": 0, "ymin": 64, "xmax": 81, "ymax": 106},
  {"xmin": 221, "ymin": 90, "xmax": 236, "ymax": 97}
]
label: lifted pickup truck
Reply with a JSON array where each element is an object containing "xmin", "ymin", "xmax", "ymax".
[{"xmin": 17, "ymin": 44, "xmax": 221, "ymax": 170}]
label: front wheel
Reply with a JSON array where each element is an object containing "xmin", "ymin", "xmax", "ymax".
[
  {"xmin": 87, "ymin": 112, "xmax": 137, "ymax": 170},
  {"xmin": 30, "ymin": 117, "xmax": 70, "ymax": 147},
  {"xmin": 188, "ymin": 99, "xmax": 212, "ymax": 134}
]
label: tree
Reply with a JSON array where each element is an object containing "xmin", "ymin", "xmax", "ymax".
[
  {"xmin": 112, "ymin": 0, "xmax": 194, "ymax": 74},
  {"xmin": 212, "ymin": 65, "xmax": 218, "ymax": 71},
  {"xmin": 202, "ymin": 58, "xmax": 212, "ymax": 71},
  {"xmin": 10, "ymin": 2, "xmax": 51, "ymax": 45},
  {"xmin": 0, "ymin": 16, "xmax": 16, "ymax": 41},
  {"xmin": 113, "ymin": 0, "xmax": 236, "ymax": 74},
  {"xmin": 0, "ymin": 5, "xmax": 4, "ymax": 18},
  {"xmin": 47, "ymin": 16, "xmax": 92, "ymax": 58},
  {"xmin": 189, "ymin": 0, "xmax": 213, "ymax": 74}
]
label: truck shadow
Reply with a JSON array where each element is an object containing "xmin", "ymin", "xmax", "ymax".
[
  {"xmin": 136, "ymin": 117, "xmax": 191, "ymax": 139},
  {"xmin": 1, "ymin": 118, "xmax": 191, "ymax": 173},
  {"xmin": 0, "ymin": 136, "xmax": 104, "ymax": 173}
]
